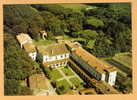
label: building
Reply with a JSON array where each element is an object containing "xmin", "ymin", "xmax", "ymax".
[
  {"xmin": 37, "ymin": 43, "xmax": 70, "ymax": 68},
  {"xmin": 16, "ymin": 33, "xmax": 32, "ymax": 48},
  {"xmin": 39, "ymin": 30, "xmax": 48, "ymax": 40},
  {"xmin": 28, "ymin": 74, "xmax": 56, "ymax": 96},
  {"xmin": 16, "ymin": 33, "xmax": 37, "ymax": 60},
  {"xmin": 23, "ymin": 42, "xmax": 37, "ymax": 61},
  {"xmin": 66, "ymin": 42, "xmax": 117, "ymax": 86}
]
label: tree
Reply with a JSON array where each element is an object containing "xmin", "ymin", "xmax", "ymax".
[
  {"xmin": 4, "ymin": 32, "xmax": 39, "ymax": 95},
  {"xmin": 85, "ymin": 16, "xmax": 104, "ymax": 29}
]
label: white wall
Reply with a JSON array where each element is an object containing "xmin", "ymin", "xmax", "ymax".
[
  {"xmin": 107, "ymin": 71, "xmax": 117, "ymax": 86},
  {"xmin": 101, "ymin": 73, "xmax": 106, "ymax": 81},
  {"xmin": 43, "ymin": 53, "xmax": 69, "ymax": 62},
  {"xmin": 29, "ymin": 52, "xmax": 37, "ymax": 61}
]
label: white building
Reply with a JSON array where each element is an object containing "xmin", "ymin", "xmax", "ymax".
[
  {"xmin": 66, "ymin": 42, "xmax": 117, "ymax": 86},
  {"xmin": 37, "ymin": 43, "xmax": 70, "ymax": 68},
  {"xmin": 23, "ymin": 42, "xmax": 37, "ymax": 61},
  {"xmin": 16, "ymin": 33, "xmax": 37, "ymax": 60},
  {"xmin": 16, "ymin": 33, "xmax": 32, "ymax": 48}
]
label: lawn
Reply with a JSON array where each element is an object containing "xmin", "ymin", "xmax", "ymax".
[
  {"xmin": 100, "ymin": 52, "xmax": 132, "ymax": 76},
  {"xmin": 56, "ymin": 79, "xmax": 71, "ymax": 94},
  {"xmin": 69, "ymin": 77, "xmax": 84, "ymax": 89},
  {"xmin": 113, "ymin": 52, "xmax": 132, "ymax": 68},
  {"xmin": 106, "ymin": 59, "xmax": 132, "ymax": 75},
  {"xmin": 58, "ymin": 4, "xmax": 96, "ymax": 12},
  {"xmin": 62, "ymin": 67, "xmax": 74, "ymax": 76},
  {"xmin": 50, "ymin": 69, "xmax": 63, "ymax": 80},
  {"xmin": 33, "ymin": 39, "xmax": 55, "ymax": 46}
]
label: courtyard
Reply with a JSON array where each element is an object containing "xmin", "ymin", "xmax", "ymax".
[{"xmin": 43, "ymin": 65, "xmax": 85, "ymax": 94}]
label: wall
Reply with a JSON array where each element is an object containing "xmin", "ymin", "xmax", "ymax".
[
  {"xmin": 28, "ymin": 52, "xmax": 37, "ymax": 61},
  {"xmin": 71, "ymin": 52, "xmax": 102, "ymax": 80},
  {"xmin": 43, "ymin": 53, "xmax": 69, "ymax": 62},
  {"xmin": 107, "ymin": 71, "xmax": 117, "ymax": 86}
]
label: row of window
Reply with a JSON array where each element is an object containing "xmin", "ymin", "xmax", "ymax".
[
  {"xmin": 48, "ymin": 61, "xmax": 67, "ymax": 68},
  {"xmin": 44, "ymin": 54, "xmax": 69, "ymax": 62}
]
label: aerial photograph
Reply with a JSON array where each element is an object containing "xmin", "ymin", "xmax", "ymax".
[{"xmin": 4, "ymin": 3, "xmax": 132, "ymax": 95}]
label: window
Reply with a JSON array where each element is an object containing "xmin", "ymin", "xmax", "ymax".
[{"xmin": 61, "ymin": 55, "xmax": 63, "ymax": 58}]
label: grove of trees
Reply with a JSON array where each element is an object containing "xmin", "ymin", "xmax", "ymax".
[{"xmin": 4, "ymin": 3, "xmax": 131, "ymax": 95}]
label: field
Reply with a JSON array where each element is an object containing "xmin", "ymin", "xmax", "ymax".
[{"xmin": 58, "ymin": 4, "xmax": 96, "ymax": 12}]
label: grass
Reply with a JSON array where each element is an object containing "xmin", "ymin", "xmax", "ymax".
[
  {"xmin": 106, "ymin": 59, "xmax": 132, "ymax": 75},
  {"xmin": 107, "ymin": 59, "xmax": 132, "ymax": 74},
  {"xmin": 69, "ymin": 77, "xmax": 83, "ymax": 89},
  {"xmin": 63, "ymin": 35, "xmax": 86, "ymax": 42},
  {"xmin": 33, "ymin": 39, "xmax": 55, "ymax": 46},
  {"xmin": 50, "ymin": 69, "xmax": 63, "ymax": 80},
  {"xmin": 56, "ymin": 79, "xmax": 71, "ymax": 88},
  {"xmin": 62, "ymin": 67, "xmax": 74, "ymax": 76},
  {"xmin": 56, "ymin": 79, "xmax": 71, "ymax": 94},
  {"xmin": 113, "ymin": 53, "xmax": 132, "ymax": 68},
  {"xmin": 58, "ymin": 4, "xmax": 96, "ymax": 12},
  {"xmin": 101, "ymin": 52, "xmax": 132, "ymax": 76}
]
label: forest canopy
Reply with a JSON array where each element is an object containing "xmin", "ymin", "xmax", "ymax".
[{"xmin": 4, "ymin": 3, "xmax": 131, "ymax": 95}]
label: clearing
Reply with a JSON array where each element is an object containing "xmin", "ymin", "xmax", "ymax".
[{"xmin": 58, "ymin": 4, "xmax": 96, "ymax": 12}]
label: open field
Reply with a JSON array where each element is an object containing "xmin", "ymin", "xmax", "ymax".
[{"xmin": 58, "ymin": 4, "xmax": 96, "ymax": 12}]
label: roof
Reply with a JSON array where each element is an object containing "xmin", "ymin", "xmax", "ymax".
[
  {"xmin": 23, "ymin": 42, "xmax": 36, "ymax": 53},
  {"xmin": 29, "ymin": 74, "xmax": 49, "ymax": 90},
  {"xmin": 16, "ymin": 33, "xmax": 32, "ymax": 44},
  {"xmin": 104, "ymin": 67, "xmax": 117, "ymax": 72},
  {"xmin": 37, "ymin": 43, "xmax": 69, "ymax": 56},
  {"xmin": 64, "ymin": 90, "xmax": 79, "ymax": 95},
  {"xmin": 69, "ymin": 59, "xmax": 119, "ymax": 94},
  {"xmin": 55, "ymin": 36, "xmax": 64, "ymax": 40},
  {"xmin": 65, "ymin": 41, "xmax": 81, "ymax": 51},
  {"xmin": 74, "ymin": 47, "xmax": 116, "ymax": 73},
  {"xmin": 39, "ymin": 30, "xmax": 48, "ymax": 35}
]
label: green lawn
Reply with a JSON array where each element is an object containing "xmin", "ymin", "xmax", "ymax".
[
  {"xmin": 62, "ymin": 67, "xmax": 74, "ymax": 76},
  {"xmin": 58, "ymin": 4, "xmax": 96, "ymax": 12},
  {"xmin": 33, "ymin": 39, "xmax": 55, "ymax": 46},
  {"xmin": 113, "ymin": 52, "xmax": 132, "ymax": 68},
  {"xmin": 69, "ymin": 77, "xmax": 84, "ymax": 89},
  {"xmin": 50, "ymin": 69, "xmax": 63, "ymax": 80},
  {"xmin": 56, "ymin": 79, "xmax": 71, "ymax": 94},
  {"xmin": 106, "ymin": 59, "xmax": 132, "ymax": 75}
]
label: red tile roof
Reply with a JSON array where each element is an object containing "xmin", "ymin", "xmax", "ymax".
[{"xmin": 74, "ymin": 47, "xmax": 116, "ymax": 73}]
